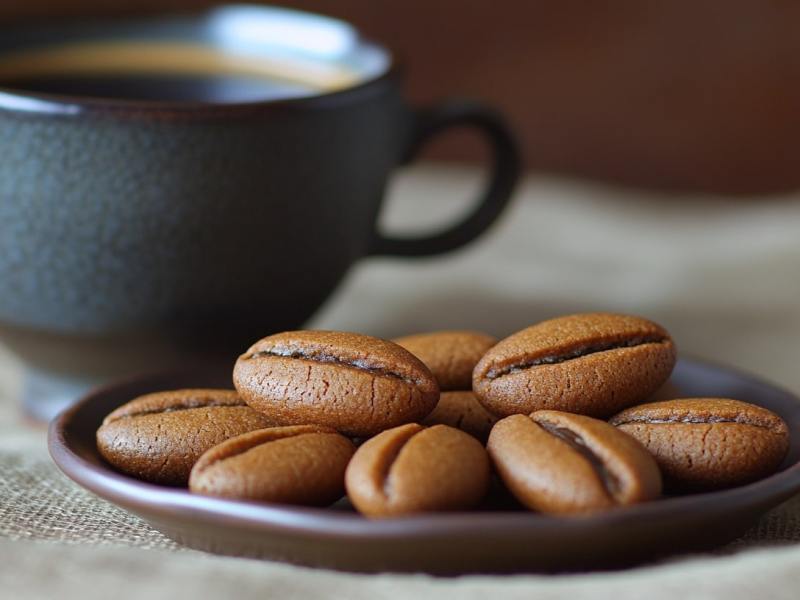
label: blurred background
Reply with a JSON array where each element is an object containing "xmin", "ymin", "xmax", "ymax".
[{"xmin": 3, "ymin": 0, "xmax": 800, "ymax": 194}]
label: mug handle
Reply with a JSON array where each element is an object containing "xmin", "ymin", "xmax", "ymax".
[{"xmin": 369, "ymin": 99, "xmax": 521, "ymax": 257}]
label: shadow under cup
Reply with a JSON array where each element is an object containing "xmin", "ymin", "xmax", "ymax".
[{"xmin": 0, "ymin": 6, "xmax": 519, "ymax": 401}]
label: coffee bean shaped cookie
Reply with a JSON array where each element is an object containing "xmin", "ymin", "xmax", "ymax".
[
  {"xmin": 96, "ymin": 389, "xmax": 276, "ymax": 485},
  {"xmin": 610, "ymin": 398, "xmax": 789, "ymax": 489},
  {"xmin": 422, "ymin": 391, "xmax": 499, "ymax": 442},
  {"xmin": 189, "ymin": 425, "xmax": 356, "ymax": 505},
  {"xmin": 487, "ymin": 411, "xmax": 662, "ymax": 514},
  {"xmin": 393, "ymin": 330, "xmax": 497, "ymax": 391},
  {"xmin": 473, "ymin": 313, "xmax": 676, "ymax": 418},
  {"xmin": 345, "ymin": 423, "xmax": 490, "ymax": 517},
  {"xmin": 233, "ymin": 331, "xmax": 439, "ymax": 437}
]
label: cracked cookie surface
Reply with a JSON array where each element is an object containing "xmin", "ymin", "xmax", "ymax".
[
  {"xmin": 96, "ymin": 389, "xmax": 276, "ymax": 486},
  {"xmin": 473, "ymin": 313, "xmax": 676, "ymax": 418},
  {"xmin": 610, "ymin": 398, "xmax": 789, "ymax": 489},
  {"xmin": 233, "ymin": 331, "xmax": 439, "ymax": 437}
]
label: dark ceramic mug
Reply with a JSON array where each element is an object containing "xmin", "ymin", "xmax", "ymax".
[{"xmin": 0, "ymin": 5, "xmax": 519, "ymax": 349}]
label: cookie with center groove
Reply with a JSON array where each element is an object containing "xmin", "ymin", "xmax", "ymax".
[
  {"xmin": 422, "ymin": 391, "xmax": 499, "ymax": 442},
  {"xmin": 610, "ymin": 398, "xmax": 789, "ymax": 489},
  {"xmin": 393, "ymin": 330, "xmax": 497, "ymax": 391},
  {"xmin": 189, "ymin": 425, "xmax": 356, "ymax": 505},
  {"xmin": 233, "ymin": 330, "xmax": 439, "ymax": 437},
  {"xmin": 345, "ymin": 423, "xmax": 490, "ymax": 517},
  {"xmin": 487, "ymin": 410, "xmax": 662, "ymax": 514},
  {"xmin": 96, "ymin": 389, "xmax": 277, "ymax": 486},
  {"xmin": 473, "ymin": 313, "xmax": 676, "ymax": 418}
]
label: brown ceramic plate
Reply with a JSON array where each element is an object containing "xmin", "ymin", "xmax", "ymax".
[{"xmin": 49, "ymin": 358, "xmax": 800, "ymax": 574}]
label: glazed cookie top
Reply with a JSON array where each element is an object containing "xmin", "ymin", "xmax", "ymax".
[
  {"xmin": 393, "ymin": 330, "xmax": 497, "ymax": 391},
  {"xmin": 473, "ymin": 313, "xmax": 673, "ymax": 382}
]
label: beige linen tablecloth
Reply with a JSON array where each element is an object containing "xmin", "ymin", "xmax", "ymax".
[{"xmin": 3, "ymin": 166, "xmax": 800, "ymax": 598}]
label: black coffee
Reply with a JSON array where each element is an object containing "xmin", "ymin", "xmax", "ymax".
[
  {"xmin": 0, "ymin": 73, "xmax": 314, "ymax": 103},
  {"xmin": 0, "ymin": 41, "xmax": 359, "ymax": 103}
]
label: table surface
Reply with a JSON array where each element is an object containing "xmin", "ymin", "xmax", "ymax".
[{"xmin": 2, "ymin": 164, "xmax": 800, "ymax": 598}]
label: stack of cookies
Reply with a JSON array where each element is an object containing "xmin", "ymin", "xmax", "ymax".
[{"xmin": 96, "ymin": 313, "xmax": 790, "ymax": 517}]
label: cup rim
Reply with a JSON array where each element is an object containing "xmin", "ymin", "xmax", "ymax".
[{"xmin": 0, "ymin": 5, "xmax": 400, "ymax": 117}]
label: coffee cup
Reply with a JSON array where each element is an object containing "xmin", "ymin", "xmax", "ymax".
[
  {"xmin": 0, "ymin": 5, "xmax": 519, "ymax": 349},
  {"xmin": 0, "ymin": 5, "xmax": 520, "ymax": 418}
]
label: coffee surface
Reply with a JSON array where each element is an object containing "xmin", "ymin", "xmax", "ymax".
[
  {"xmin": 0, "ymin": 73, "xmax": 314, "ymax": 103},
  {"xmin": 0, "ymin": 41, "xmax": 362, "ymax": 103}
]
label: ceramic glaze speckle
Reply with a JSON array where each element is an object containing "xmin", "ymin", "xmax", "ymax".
[{"xmin": 0, "ymin": 100, "xmax": 403, "ymax": 336}]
